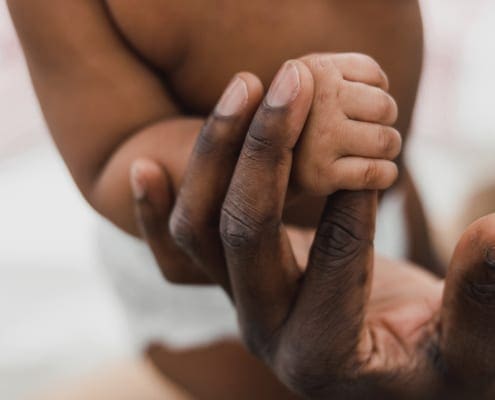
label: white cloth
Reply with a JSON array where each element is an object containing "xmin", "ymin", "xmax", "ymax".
[{"xmin": 97, "ymin": 189, "xmax": 408, "ymax": 350}]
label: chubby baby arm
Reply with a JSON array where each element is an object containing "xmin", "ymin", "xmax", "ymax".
[{"xmin": 8, "ymin": 0, "xmax": 201, "ymax": 236}]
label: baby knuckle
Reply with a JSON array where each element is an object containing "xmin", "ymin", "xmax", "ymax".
[
  {"xmin": 316, "ymin": 87, "xmax": 333, "ymax": 105},
  {"xmin": 303, "ymin": 54, "xmax": 323, "ymax": 71},
  {"xmin": 302, "ymin": 53, "xmax": 337, "ymax": 71},
  {"xmin": 363, "ymin": 161, "xmax": 379, "ymax": 186},
  {"xmin": 377, "ymin": 127, "xmax": 400, "ymax": 158},
  {"xmin": 309, "ymin": 161, "xmax": 328, "ymax": 195}
]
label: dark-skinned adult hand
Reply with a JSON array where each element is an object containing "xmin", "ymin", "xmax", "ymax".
[
  {"xmin": 129, "ymin": 53, "xmax": 401, "ymax": 287},
  {"xmin": 131, "ymin": 60, "xmax": 495, "ymax": 398}
]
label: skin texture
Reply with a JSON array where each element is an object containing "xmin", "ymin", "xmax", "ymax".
[
  {"xmin": 134, "ymin": 74, "xmax": 495, "ymax": 399},
  {"xmin": 7, "ymin": 0, "xmax": 423, "ymax": 236},
  {"xmin": 7, "ymin": 1, "xmax": 435, "ymax": 397}
]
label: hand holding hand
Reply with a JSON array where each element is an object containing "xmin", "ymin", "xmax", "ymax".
[{"xmin": 132, "ymin": 57, "xmax": 495, "ymax": 397}]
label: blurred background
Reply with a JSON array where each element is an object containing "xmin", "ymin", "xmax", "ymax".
[
  {"xmin": 0, "ymin": 1, "xmax": 134, "ymax": 398},
  {"xmin": 1, "ymin": 0, "xmax": 495, "ymax": 398}
]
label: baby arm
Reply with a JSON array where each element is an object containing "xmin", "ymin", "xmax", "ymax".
[{"xmin": 7, "ymin": 0, "xmax": 201, "ymax": 236}]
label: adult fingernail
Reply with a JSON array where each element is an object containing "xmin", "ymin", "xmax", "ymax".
[
  {"xmin": 215, "ymin": 76, "xmax": 248, "ymax": 117},
  {"xmin": 266, "ymin": 61, "xmax": 300, "ymax": 108},
  {"xmin": 485, "ymin": 247, "xmax": 495, "ymax": 269},
  {"xmin": 130, "ymin": 162, "xmax": 147, "ymax": 201}
]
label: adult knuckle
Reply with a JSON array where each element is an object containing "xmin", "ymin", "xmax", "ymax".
[
  {"xmin": 312, "ymin": 218, "xmax": 365, "ymax": 269},
  {"xmin": 245, "ymin": 128, "xmax": 275, "ymax": 154},
  {"xmin": 242, "ymin": 128, "xmax": 290, "ymax": 167},
  {"xmin": 220, "ymin": 202, "xmax": 261, "ymax": 250},
  {"xmin": 464, "ymin": 280, "xmax": 495, "ymax": 308}
]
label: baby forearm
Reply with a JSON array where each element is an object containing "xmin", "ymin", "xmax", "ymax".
[{"xmin": 89, "ymin": 117, "xmax": 204, "ymax": 236}]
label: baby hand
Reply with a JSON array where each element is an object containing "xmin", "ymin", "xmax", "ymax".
[{"xmin": 292, "ymin": 53, "xmax": 401, "ymax": 196}]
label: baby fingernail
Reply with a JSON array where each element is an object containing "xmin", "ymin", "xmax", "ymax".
[
  {"xmin": 215, "ymin": 76, "xmax": 248, "ymax": 117},
  {"xmin": 130, "ymin": 162, "xmax": 147, "ymax": 201},
  {"xmin": 266, "ymin": 61, "xmax": 300, "ymax": 108}
]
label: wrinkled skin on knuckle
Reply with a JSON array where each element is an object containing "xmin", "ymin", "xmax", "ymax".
[
  {"xmin": 220, "ymin": 210, "xmax": 256, "ymax": 251},
  {"xmin": 301, "ymin": 53, "xmax": 338, "ymax": 72},
  {"xmin": 455, "ymin": 225, "xmax": 495, "ymax": 308},
  {"xmin": 244, "ymin": 113, "xmax": 294, "ymax": 164},
  {"xmin": 220, "ymin": 197, "xmax": 268, "ymax": 251},
  {"xmin": 311, "ymin": 217, "xmax": 368, "ymax": 270},
  {"xmin": 301, "ymin": 54, "xmax": 342, "ymax": 96},
  {"xmin": 463, "ymin": 278, "xmax": 495, "ymax": 308},
  {"xmin": 242, "ymin": 132, "xmax": 284, "ymax": 166}
]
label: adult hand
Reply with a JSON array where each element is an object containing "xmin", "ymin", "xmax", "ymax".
[
  {"xmin": 134, "ymin": 58, "xmax": 495, "ymax": 398},
  {"xmin": 131, "ymin": 53, "xmax": 400, "ymax": 287}
]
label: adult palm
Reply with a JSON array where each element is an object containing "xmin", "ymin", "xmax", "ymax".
[{"xmin": 131, "ymin": 66, "xmax": 495, "ymax": 398}]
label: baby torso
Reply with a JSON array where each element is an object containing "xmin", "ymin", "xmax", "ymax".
[{"xmin": 105, "ymin": 0, "xmax": 423, "ymax": 135}]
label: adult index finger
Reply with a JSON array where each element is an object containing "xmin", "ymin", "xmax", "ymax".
[{"xmin": 220, "ymin": 60, "xmax": 314, "ymax": 356}]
